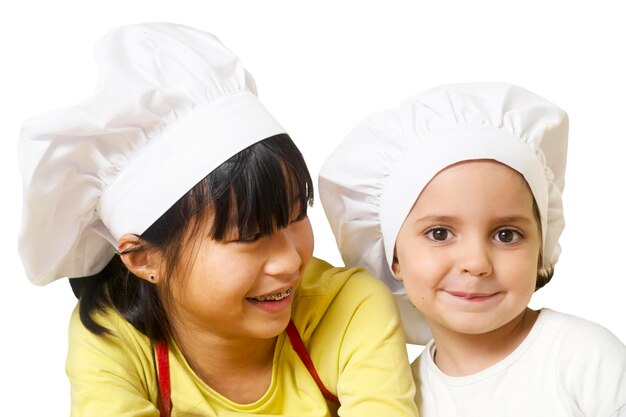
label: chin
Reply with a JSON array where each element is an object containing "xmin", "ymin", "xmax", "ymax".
[
  {"xmin": 441, "ymin": 314, "xmax": 506, "ymax": 336},
  {"xmin": 253, "ymin": 314, "xmax": 292, "ymax": 339}
]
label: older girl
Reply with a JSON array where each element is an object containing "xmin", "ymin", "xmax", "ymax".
[{"xmin": 18, "ymin": 23, "xmax": 417, "ymax": 417}]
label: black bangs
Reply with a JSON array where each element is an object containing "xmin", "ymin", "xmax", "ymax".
[
  {"xmin": 77, "ymin": 134, "xmax": 313, "ymax": 342},
  {"xmin": 208, "ymin": 133, "xmax": 314, "ymax": 241}
]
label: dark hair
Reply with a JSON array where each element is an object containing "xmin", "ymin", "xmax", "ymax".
[{"xmin": 74, "ymin": 134, "xmax": 314, "ymax": 341}]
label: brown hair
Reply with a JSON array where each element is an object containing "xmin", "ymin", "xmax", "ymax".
[{"xmin": 533, "ymin": 198, "xmax": 554, "ymax": 290}]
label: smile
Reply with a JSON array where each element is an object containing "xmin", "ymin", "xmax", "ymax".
[
  {"xmin": 250, "ymin": 287, "xmax": 292, "ymax": 302},
  {"xmin": 446, "ymin": 291, "xmax": 499, "ymax": 301}
]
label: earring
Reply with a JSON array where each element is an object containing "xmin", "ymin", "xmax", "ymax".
[{"xmin": 148, "ymin": 274, "xmax": 156, "ymax": 281}]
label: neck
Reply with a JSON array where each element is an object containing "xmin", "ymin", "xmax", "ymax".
[
  {"xmin": 429, "ymin": 308, "xmax": 539, "ymax": 377},
  {"xmin": 170, "ymin": 318, "xmax": 278, "ymax": 403}
]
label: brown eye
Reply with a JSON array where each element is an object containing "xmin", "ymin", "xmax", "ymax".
[
  {"xmin": 237, "ymin": 233, "xmax": 262, "ymax": 243},
  {"xmin": 426, "ymin": 227, "xmax": 452, "ymax": 242},
  {"xmin": 494, "ymin": 229, "xmax": 522, "ymax": 243}
]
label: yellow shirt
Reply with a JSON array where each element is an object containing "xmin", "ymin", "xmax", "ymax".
[{"xmin": 66, "ymin": 258, "xmax": 418, "ymax": 416}]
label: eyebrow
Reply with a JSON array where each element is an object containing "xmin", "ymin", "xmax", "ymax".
[
  {"xmin": 413, "ymin": 215, "xmax": 457, "ymax": 224},
  {"xmin": 494, "ymin": 215, "xmax": 535, "ymax": 224}
]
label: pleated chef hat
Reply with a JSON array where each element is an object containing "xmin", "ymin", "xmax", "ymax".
[
  {"xmin": 319, "ymin": 83, "xmax": 568, "ymax": 344},
  {"xmin": 19, "ymin": 23, "xmax": 285, "ymax": 285}
]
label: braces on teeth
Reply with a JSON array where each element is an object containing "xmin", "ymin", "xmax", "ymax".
[{"xmin": 254, "ymin": 287, "xmax": 292, "ymax": 301}]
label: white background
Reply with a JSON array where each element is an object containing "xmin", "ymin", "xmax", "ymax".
[{"xmin": 1, "ymin": 1, "xmax": 625, "ymax": 414}]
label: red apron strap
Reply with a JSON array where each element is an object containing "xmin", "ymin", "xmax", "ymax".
[
  {"xmin": 286, "ymin": 319, "xmax": 340, "ymax": 404},
  {"xmin": 155, "ymin": 341, "xmax": 172, "ymax": 417},
  {"xmin": 154, "ymin": 320, "xmax": 339, "ymax": 416}
]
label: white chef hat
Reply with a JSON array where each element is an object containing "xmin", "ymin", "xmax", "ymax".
[
  {"xmin": 19, "ymin": 23, "xmax": 285, "ymax": 285},
  {"xmin": 319, "ymin": 83, "xmax": 568, "ymax": 344}
]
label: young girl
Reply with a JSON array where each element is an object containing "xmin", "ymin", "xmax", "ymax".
[
  {"xmin": 18, "ymin": 23, "xmax": 417, "ymax": 417},
  {"xmin": 320, "ymin": 83, "xmax": 626, "ymax": 416}
]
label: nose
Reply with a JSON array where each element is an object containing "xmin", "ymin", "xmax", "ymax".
[
  {"xmin": 457, "ymin": 237, "xmax": 492, "ymax": 279},
  {"xmin": 264, "ymin": 227, "xmax": 302, "ymax": 278}
]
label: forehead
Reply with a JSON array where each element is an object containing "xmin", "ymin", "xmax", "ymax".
[
  {"xmin": 413, "ymin": 159, "xmax": 535, "ymax": 214},
  {"xmin": 438, "ymin": 159, "xmax": 524, "ymax": 182}
]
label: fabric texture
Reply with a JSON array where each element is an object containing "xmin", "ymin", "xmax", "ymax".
[
  {"xmin": 319, "ymin": 83, "xmax": 568, "ymax": 344},
  {"xmin": 413, "ymin": 309, "xmax": 626, "ymax": 417},
  {"xmin": 66, "ymin": 258, "xmax": 418, "ymax": 417},
  {"xmin": 19, "ymin": 22, "xmax": 284, "ymax": 285}
]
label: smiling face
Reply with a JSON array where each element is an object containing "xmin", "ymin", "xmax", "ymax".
[
  {"xmin": 393, "ymin": 160, "xmax": 541, "ymax": 336},
  {"xmin": 138, "ymin": 134, "xmax": 317, "ymax": 343},
  {"xmin": 166, "ymin": 211, "xmax": 314, "ymax": 341}
]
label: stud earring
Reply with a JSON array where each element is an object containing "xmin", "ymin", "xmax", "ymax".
[{"xmin": 148, "ymin": 274, "xmax": 156, "ymax": 281}]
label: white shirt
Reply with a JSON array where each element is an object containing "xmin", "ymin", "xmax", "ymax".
[{"xmin": 413, "ymin": 309, "xmax": 626, "ymax": 417}]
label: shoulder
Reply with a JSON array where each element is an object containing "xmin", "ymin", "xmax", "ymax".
[
  {"xmin": 67, "ymin": 304, "xmax": 161, "ymax": 414},
  {"xmin": 535, "ymin": 309, "xmax": 626, "ymax": 369},
  {"xmin": 293, "ymin": 258, "xmax": 400, "ymax": 342},
  {"xmin": 537, "ymin": 309, "xmax": 626, "ymax": 415},
  {"xmin": 299, "ymin": 257, "xmax": 394, "ymax": 300},
  {"xmin": 294, "ymin": 259, "xmax": 417, "ymax": 415},
  {"xmin": 539, "ymin": 309, "xmax": 624, "ymax": 350},
  {"xmin": 67, "ymin": 302, "xmax": 155, "ymax": 382},
  {"xmin": 295, "ymin": 258, "xmax": 396, "ymax": 323},
  {"xmin": 68, "ymin": 301, "xmax": 150, "ymax": 346}
]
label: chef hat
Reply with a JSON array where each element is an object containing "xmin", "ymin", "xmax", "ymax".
[
  {"xmin": 319, "ymin": 83, "xmax": 568, "ymax": 344},
  {"xmin": 19, "ymin": 23, "xmax": 285, "ymax": 285}
]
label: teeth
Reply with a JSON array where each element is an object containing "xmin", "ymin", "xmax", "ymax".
[{"xmin": 254, "ymin": 287, "xmax": 291, "ymax": 302}]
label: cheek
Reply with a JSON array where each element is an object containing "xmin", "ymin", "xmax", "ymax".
[
  {"xmin": 499, "ymin": 251, "xmax": 539, "ymax": 292},
  {"xmin": 397, "ymin": 250, "xmax": 445, "ymax": 290},
  {"xmin": 175, "ymin": 246, "xmax": 242, "ymax": 302},
  {"xmin": 294, "ymin": 219, "xmax": 315, "ymax": 262},
  {"xmin": 400, "ymin": 264, "xmax": 439, "ymax": 312},
  {"xmin": 397, "ymin": 235, "xmax": 439, "ymax": 273}
]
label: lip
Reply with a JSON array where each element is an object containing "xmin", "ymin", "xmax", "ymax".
[
  {"xmin": 247, "ymin": 282, "xmax": 295, "ymax": 300},
  {"xmin": 245, "ymin": 275, "xmax": 300, "ymax": 312},
  {"xmin": 246, "ymin": 285, "xmax": 295, "ymax": 313},
  {"xmin": 444, "ymin": 290, "xmax": 500, "ymax": 302}
]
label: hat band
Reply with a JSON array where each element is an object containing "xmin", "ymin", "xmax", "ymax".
[
  {"xmin": 380, "ymin": 125, "xmax": 549, "ymax": 269},
  {"xmin": 98, "ymin": 91, "xmax": 285, "ymax": 243}
]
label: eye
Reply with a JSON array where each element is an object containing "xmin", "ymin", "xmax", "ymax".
[
  {"xmin": 289, "ymin": 203, "xmax": 308, "ymax": 223},
  {"xmin": 290, "ymin": 212, "xmax": 307, "ymax": 224},
  {"xmin": 425, "ymin": 227, "xmax": 453, "ymax": 242},
  {"xmin": 494, "ymin": 229, "xmax": 522, "ymax": 243},
  {"xmin": 235, "ymin": 231, "xmax": 263, "ymax": 243}
]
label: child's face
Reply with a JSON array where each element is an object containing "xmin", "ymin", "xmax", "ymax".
[
  {"xmin": 165, "ymin": 211, "xmax": 314, "ymax": 341},
  {"xmin": 394, "ymin": 160, "xmax": 541, "ymax": 336}
]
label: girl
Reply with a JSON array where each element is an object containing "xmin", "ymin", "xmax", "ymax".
[
  {"xmin": 18, "ymin": 23, "xmax": 417, "ymax": 416},
  {"xmin": 320, "ymin": 83, "xmax": 626, "ymax": 416}
]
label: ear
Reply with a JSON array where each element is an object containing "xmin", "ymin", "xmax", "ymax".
[
  {"xmin": 117, "ymin": 234, "xmax": 162, "ymax": 284},
  {"xmin": 391, "ymin": 252, "xmax": 403, "ymax": 282}
]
